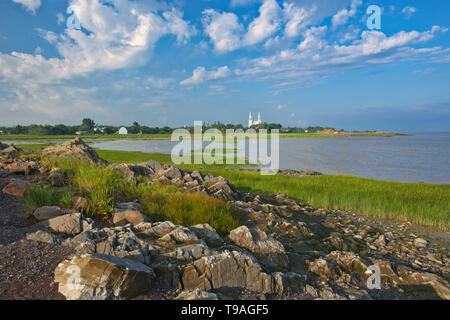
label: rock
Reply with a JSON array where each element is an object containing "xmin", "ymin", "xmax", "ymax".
[
  {"xmin": 308, "ymin": 258, "xmax": 337, "ymax": 280},
  {"xmin": 190, "ymin": 171, "xmax": 204, "ymax": 183},
  {"xmin": 8, "ymin": 160, "xmax": 37, "ymax": 174},
  {"xmin": 229, "ymin": 226, "xmax": 289, "ymax": 272},
  {"xmin": 159, "ymin": 227, "xmax": 199, "ymax": 244},
  {"xmin": 135, "ymin": 221, "xmax": 177, "ymax": 238},
  {"xmin": 43, "ymin": 213, "xmax": 95, "ymax": 236},
  {"xmin": 114, "ymin": 202, "xmax": 142, "ymax": 213},
  {"xmin": 26, "ymin": 230, "xmax": 61, "ymax": 244},
  {"xmin": 189, "ymin": 224, "xmax": 223, "ymax": 247},
  {"xmin": 175, "ymin": 289, "xmax": 218, "ymax": 300},
  {"xmin": 128, "ymin": 164, "xmax": 154, "ymax": 177},
  {"xmin": 108, "ymin": 164, "xmax": 136, "ymax": 183},
  {"xmin": 33, "ymin": 206, "xmax": 63, "ymax": 221},
  {"xmin": 181, "ymin": 250, "xmax": 274, "ymax": 293},
  {"xmin": 113, "ymin": 210, "xmax": 149, "ymax": 226},
  {"xmin": 158, "ymin": 167, "xmax": 183, "ymax": 180},
  {"xmin": 54, "ymin": 253, "xmax": 154, "ymax": 300},
  {"xmin": 42, "ymin": 138, "xmax": 107, "ymax": 165},
  {"xmin": 165, "ymin": 243, "xmax": 210, "ymax": 262},
  {"xmin": 414, "ymin": 238, "xmax": 428, "ymax": 248},
  {"xmin": 145, "ymin": 160, "xmax": 167, "ymax": 173},
  {"xmin": 273, "ymin": 272, "xmax": 305, "ymax": 297},
  {"xmin": 2, "ymin": 179, "xmax": 29, "ymax": 197},
  {"xmin": 0, "ymin": 145, "xmax": 19, "ymax": 158},
  {"xmin": 400, "ymin": 272, "xmax": 450, "ymax": 300},
  {"xmin": 72, "ymin": 196, "xmax": 89, "ymax": 213},
  {"xmin": 325, "ymin": 251, "xmax": 368, "ymax": 276}
]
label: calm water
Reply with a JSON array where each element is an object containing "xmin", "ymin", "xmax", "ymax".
[{"xmin": 89, "ymin": 132, "xmax": 449, "ymax": 184}]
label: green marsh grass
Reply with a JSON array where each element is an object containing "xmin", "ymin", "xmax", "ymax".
[{"xmin": 204, "ymin": 170, "xmax": 450, "ymax": 230}]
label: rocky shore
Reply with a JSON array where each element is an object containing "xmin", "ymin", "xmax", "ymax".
[{"xmin": 0, "ymin": 139, "xmax": 448, "ymax": 300}]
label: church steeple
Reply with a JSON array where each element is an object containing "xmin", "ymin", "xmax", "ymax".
[{"xmin": 248, "ymin": 112, "xmax": 253, "ymax": 128}]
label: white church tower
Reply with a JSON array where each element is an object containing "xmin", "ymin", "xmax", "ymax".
[{"xmin": 248, "ymin": 112, "xmax": 262, "ymax": 127}]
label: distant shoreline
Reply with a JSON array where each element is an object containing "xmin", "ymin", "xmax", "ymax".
[{"xmin": 0, "ymin": 131, "xmax": 408, "ymax": 143}]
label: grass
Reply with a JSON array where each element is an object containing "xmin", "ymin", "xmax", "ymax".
[
  {"xmin": 24, "ymin": 185, "xmax": 72, "ymax": 212},
  {"xmin": 1, "ymin": 131, "xmax": 405, "ymax": 143},
  {"xmin": 1, "ymin": 134, "xmax": 172, "ymax": 142},
  {"xmin": 25, "ymin": 157, "xmax": 239, "ymax": 234},
  {"xmin": 202, "ymin": 170, "xmax": 450, "ymax": 230}
]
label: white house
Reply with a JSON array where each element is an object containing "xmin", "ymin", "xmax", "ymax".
[{"xmin": 118, "ymin": 127, "xmax": 128, "ymax": 135}]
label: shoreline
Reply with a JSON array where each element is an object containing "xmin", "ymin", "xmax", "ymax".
[{"xmin": 0, "ymin": 138, "xmax": 449, "ymax": 300}]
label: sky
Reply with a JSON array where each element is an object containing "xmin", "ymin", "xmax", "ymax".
[{"xmin": 0, "ymin": 0, "xmax": 449, "ymax": 132}]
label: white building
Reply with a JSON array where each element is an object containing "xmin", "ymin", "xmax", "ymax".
[
  {"xmin": 118, "ymin": 127, "xmax": 128, "ymax": 135},
  {"xmin": 248, "ymin": 112, "xmax": 262, "ymax": 127}
]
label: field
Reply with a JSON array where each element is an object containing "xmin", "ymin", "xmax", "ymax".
[{"xmin": 0, "ymin": 130, "xmax": 405, "ymax": 143}]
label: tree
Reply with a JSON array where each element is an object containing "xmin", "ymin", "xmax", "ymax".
[{"xmin": 80, "ymin": 118, "xmax": 95, "ymax": 132}]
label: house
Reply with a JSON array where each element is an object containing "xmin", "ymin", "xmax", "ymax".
[{"xmin": 118, "ymin": 127, "xmax": 128, "ymax": 135}]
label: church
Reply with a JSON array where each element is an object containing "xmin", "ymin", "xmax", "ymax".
[{"xmin": 248, "ymin": 112, "xmax": 262, "ymax": 127}]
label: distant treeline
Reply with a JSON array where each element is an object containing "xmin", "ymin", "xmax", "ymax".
[{"xmin": 0, "ymin": 118, "xmax": 343, "ymax": 135}]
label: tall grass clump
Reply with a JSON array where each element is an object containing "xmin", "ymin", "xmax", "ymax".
[
  {"xmin": 139, "ymin": 187, "xmax": 239, "ymax": 235},
  {"xmin": 24, "ymin": 184, "xmax": 72, "ymax": 213},
  {"xmin": 30, "ymin": 157, "xmax": 239, "ymax": 231}
]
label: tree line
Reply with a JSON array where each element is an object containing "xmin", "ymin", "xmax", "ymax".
[{"xmin": 0, "ymin": 118, "xmax": 340, "ymax": 135}]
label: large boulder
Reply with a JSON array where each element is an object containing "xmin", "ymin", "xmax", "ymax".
[
  {"xmin": 26, "ymin": 230, "xmax": 61, "ymax": 244},
  {"xmin": 41, "ymin": 213, "xmax": 95, "ymax": 236},
  {"xmin": 181, "ymin": 250, "xmax": 274, "ymax": 293},
  {"xmin": 54, "ymin": 253, "xmax": 155, "ymax": 300},
  {"xmin": 42, "ymin": 138, "xmax": 107, "ymax": 165},
  {"xmin": 113, "ymin": 210, "xmax": 149, "ymax": 226},
  {"xmin": 229, "ymin": 226, "xmax": 289, "ymax": 272},
  {"xmin": 33, "ymin": 206, "xmax": 63, "ymax": 221},
  {"xmin": 2, "ymin": 179, "xmax": 29, "ymax": 197}
]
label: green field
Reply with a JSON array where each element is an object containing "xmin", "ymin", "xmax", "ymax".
[
  {"xmin": 0, "ymin": 131, "xmax": 404, "ymax": 143},
  {"xmin": 1, "ymin": 134, "xmax": 172, "ymax": 142}
]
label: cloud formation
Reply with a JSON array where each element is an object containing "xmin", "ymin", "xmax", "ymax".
[{"xmin": 12, "ymin": 0, "xmax": 41, "ymax": 14}]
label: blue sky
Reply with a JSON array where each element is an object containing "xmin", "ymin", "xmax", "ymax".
[{"xmin": 0, "ymin": 0, "xmax": 449, "ymax": 131}]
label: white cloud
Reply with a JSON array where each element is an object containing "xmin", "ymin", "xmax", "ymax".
[
  {"xmin": 233, "ymin": 26, "xmax": 447, "ymax": 91},
  {"xmin": 0, "ymin": 0, "xmax": 195, "ymax": 84},
  {"xmin": 401, "ymin": 6, "xmax": 416, "ymax": 19},
  {"xmin": 12, "ymin": 0, "xmax": 41, "ymax": 14},
  {"xmin": 0, "ymin": 0, "xmax": 195, "ymax": 120},
  {"xmin": 35, "ymin": 28, "xmax": 58, "ymax": 44},
  {"xmin": 282, "ymin": 2, "xmax": 310, "ymax": 38},
  {"xmin": 56, "ymin": 12, "xmax": 65, "ymax": 24},
  {"xmin": 276, "ymin": 104, "xmax": 286, "ymax": 110},
  {"xmin": 202, "ymin": 9, "xmax": 244, "ymax": 53},
  {"xmin": 244, "ymin": 0, "xmax": 281, "ymax": 46},
  {"xmin": 331, "ymin": 0, "xmax": 362, "ymax": 28},
  {"xmin": 180, "ymin": 66, "xmax": 231, "ymax": 86}
]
